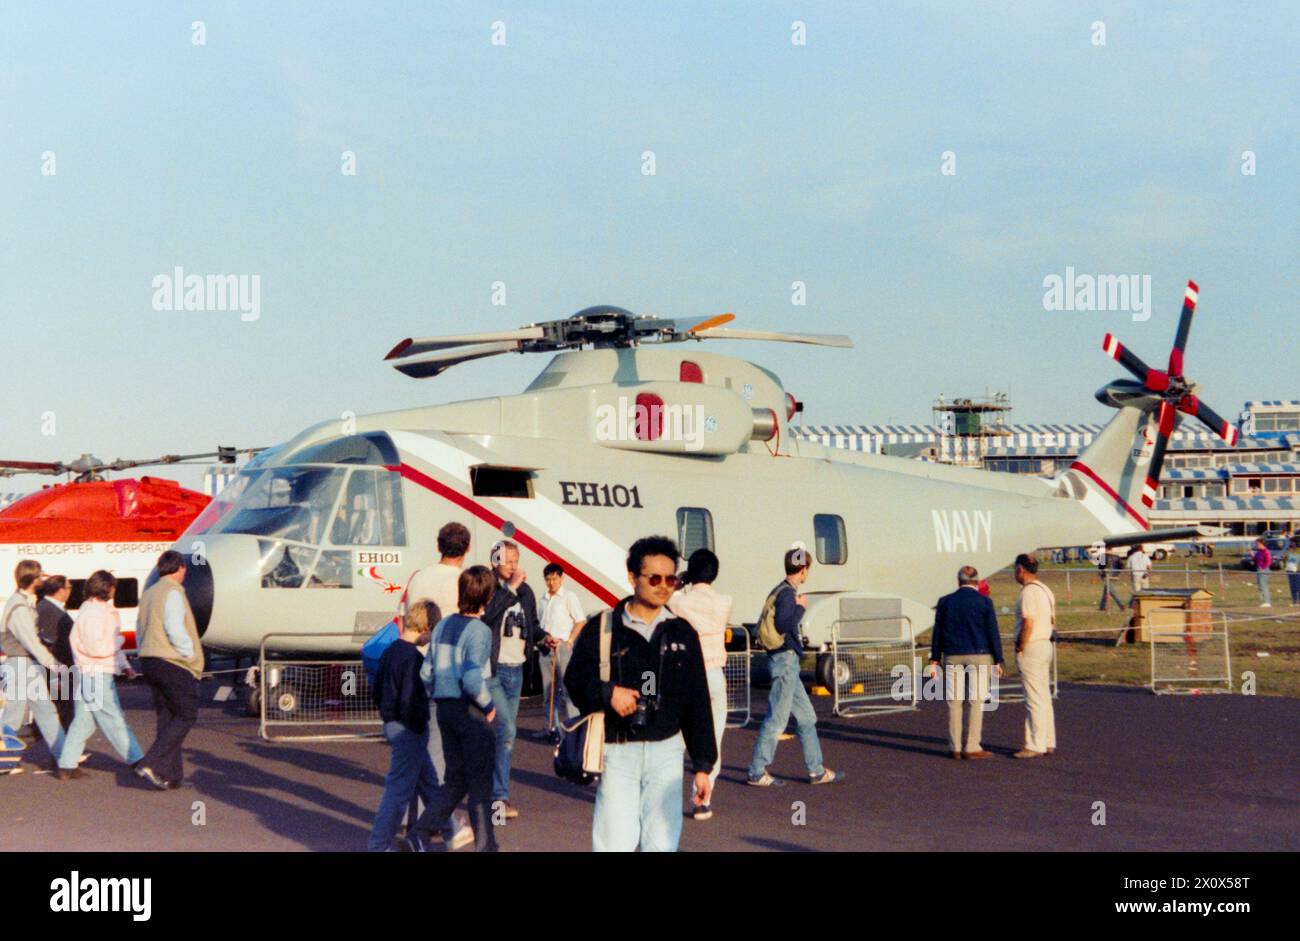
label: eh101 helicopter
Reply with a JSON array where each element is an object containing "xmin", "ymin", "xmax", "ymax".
[{"xmin": 154, "ymin": 285, "xmax": 1235, "ymax": 692}]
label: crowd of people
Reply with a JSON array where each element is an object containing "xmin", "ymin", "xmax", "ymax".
[
  {"xmin": 12, "ymin": 521, "xmax": 1286, "ymax": 851},
  {"xmin": 0, "ymin": 550, "xmax": 204, "ymax": 787}
]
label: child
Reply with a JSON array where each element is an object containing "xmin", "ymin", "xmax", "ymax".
[{"xmin": 366, "ymin": 599, "xmax": 440, "ymax": 851}]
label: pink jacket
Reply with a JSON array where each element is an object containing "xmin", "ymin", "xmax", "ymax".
[
  {"xmin": 71, "ymin": 599, "xmax": 127, "ymax": 675},
  {"xmin": 668, "ymin": 583, "xmax": 733, "ymax": 671}
]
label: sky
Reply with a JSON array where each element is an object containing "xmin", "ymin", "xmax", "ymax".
[{"xmin": 1, "ymin": 1, "xmax": 1296, "ymax": 491}]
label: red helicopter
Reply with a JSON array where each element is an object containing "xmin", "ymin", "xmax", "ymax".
[{"xmin": 0, "ymin": 448, "xmax": 250, "ymax": 647}]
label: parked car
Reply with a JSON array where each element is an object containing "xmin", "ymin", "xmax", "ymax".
[
  {"xmin": 1238, "ymin": 535, "xmax": 1289, "ymax": 571},
  {"xmin": 1110, "ymin": 542, "xmax": 1176, "ymax": 562}
]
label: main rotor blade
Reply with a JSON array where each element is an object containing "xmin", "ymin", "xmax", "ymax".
[
  {"xmin": 1141, "ymin": 402, "xmax": 1178, "ymax": 509},
  {"xmin": 685, "ymin": 313, "xmax": 736, "ymax": 333},
  {"xmin": 689, "ymin": 327, "xmax": 853, "ymax": 348},
  {"xmin": 1177, "ymin": 394, "xmax": 1239, "ymax": 445},
  {"xmin": 385, "ymin": 328, "xmax": 543, "ymax": 361},
  {"xmin": 391, "ymin": 341, "xmax": 519, "ymax": 379},
  {"xmin": 0, "ymin": 460, "xmax": 64, "ymax": 475},
  {"xmin": 1102, "ymin": 334, "xmax": 1169, "ymax": 391},
  {"xmin": 1168, "ymin": 280, "xmax": 1198, "ymax": 377}
]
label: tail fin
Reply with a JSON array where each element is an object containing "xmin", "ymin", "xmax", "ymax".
[{"xmin": 1058, "ymin": 403, "xmax": 1158, "ymax": 535}]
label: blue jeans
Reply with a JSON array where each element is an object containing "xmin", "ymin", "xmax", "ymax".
[
  {"xmin": 369, "ymin": 721, "xmax": 438, "ymax": 852},
  {"xmin": 58, "ymin": 672, "xmax": 143, "ymax": 769},
  {"xmin": 488, "ymin": 664, "xmax": 523, "ymax": 802},
  {"xmin": 539, "ymin": 644, "xmax": 577, "ymax": 735},
  {"xmin": 748, "ymin": 649, "xmax": 824, "ymax": 780},
  {"xmin": 593, "ymin": 735, "xmax": 686, "ymax": 852},
  {"xmin": 1, "ymin": 656, "xmax": 65, "ymax": 762},
  {"xmin": 1288, "ymin": 572, "xmax": 1300, "ymax": 604},
  {"xmin": 1256, "ymin": 571, "xmax": 1271, "ymax": 605}
]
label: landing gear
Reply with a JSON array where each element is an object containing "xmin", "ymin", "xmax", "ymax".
[{"xmin": 816, "ymin": 653, "xmax": 850, "ymax": 690}]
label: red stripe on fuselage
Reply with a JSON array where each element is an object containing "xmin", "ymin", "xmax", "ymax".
[
  {"xmin": 395, "ymin": 463, "xmax": 622, "ymax": 608},
  {"xmin": 1069, "ymin": 461, "xmax": 1150, "ymax": 531}
]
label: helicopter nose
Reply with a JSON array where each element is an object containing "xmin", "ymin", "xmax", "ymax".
[
  {"xmin": 182, "ymin": 558, "xmax": 214, "ymax": 637},
  {"xmin": 143, "ymin": 549, "xmax": 214, "ymax": 637}
]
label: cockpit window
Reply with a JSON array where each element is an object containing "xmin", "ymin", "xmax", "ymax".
[
  {"xmin": 328, "ymin": 469, "xmax": 407, "ymax": 547},
  {"xmin": 207, "ymin": 467, "xmax": 347, "ymax": 543}
]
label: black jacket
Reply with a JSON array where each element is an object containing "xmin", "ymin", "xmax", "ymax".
[
  {"xmin": 482, "ymin": 578, "xmax": 543, "ymax": 670},
  {"xmin": 929, "ymin": 587, "xmax": 1004, "ymax": 665},
  {"xmin": 36, "ymin": 599, "xmax": 75, "ymax": 668},
  {"xmin": 372, "ymin": 639, "xmax": 430, "ymax": 733},
  {"xmin": 563, "ymin": 598, "xmax": 717, "ymax": 774}
]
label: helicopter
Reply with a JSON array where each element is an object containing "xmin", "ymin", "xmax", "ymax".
[
  {"xmin": 157, "ymin": 287, "xmax": 1234, "ymax": 695},
  {"xmin": 0, "ymin": 448, "xmax": 252, "ymax": 647}
]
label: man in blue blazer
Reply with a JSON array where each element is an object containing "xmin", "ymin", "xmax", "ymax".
[{"xmin": 928, "ymin": 566, "xmax": 1004, "ymax": 759}]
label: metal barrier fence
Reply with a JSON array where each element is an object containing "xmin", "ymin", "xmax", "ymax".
[
  {"xmin": 829, "ymin": 619, "xmax": 918, "ymax": 718},
  {"xmin": 1147, "ymin": 612, "xmax": 1233, "ymax": 695},
  {"xmin": 259, "ymin": 633, "xmax": 382, "ymax": 742},
  {"xmin": 723, "ymin": 629, "xmax": 751, "ymax": 728},
  {"xmin": 1041, "ymin": 563, "xmax": 1229, "ymax": 602}
]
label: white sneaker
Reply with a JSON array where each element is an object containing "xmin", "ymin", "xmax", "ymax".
[
  {"xmin": 1260, "ymin": 603, "xmax": 1272, "ymax": 608},
  {"xmin": 448, "ymin": 826, "xmax": 475, "ymax": 851}
]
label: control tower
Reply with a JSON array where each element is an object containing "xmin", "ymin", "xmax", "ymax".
[{"xmin": 932, "ymin": 393, "xmax": 1013, "ymax": 466}]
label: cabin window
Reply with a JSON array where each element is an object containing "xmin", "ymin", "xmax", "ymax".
[
  {"xmin": 676, "ymin": 508, "xmax": 714, "ymax": 559},
  {"xmin": 470, "ymin": 466, "xmax": 533, "ymax": 499},
  {"xmin": 65, "ymin": 577, "xmax": 139, "ymax": 609},
  {"xmin": 113, "ymin": 578, "xmax": 139, "ymax": 608},
  {"xmin": 814, "ymin": 514, "xmax": 847, "ymax": 565}
]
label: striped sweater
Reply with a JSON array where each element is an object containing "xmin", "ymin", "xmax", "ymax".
[{"xmin": 420, "ymin": 614, "xmax": 494, "ymax": 713}]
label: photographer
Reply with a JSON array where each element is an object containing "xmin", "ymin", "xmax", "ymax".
[
  {"xmin": 564, "ymin": 536, "xmax": 716, "ymax": 852},
  {"xmin": 479, "ymin": 540, "xmax": 544, "ymax": 820}
]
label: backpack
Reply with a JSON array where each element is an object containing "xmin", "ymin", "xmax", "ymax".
[
  {"xmin": 756, "ymin": 583, "xmax": 791, "ymax": 653},
  {"xmin": 361, "ymin": 619, "xmax": 400, "ymax": 684},
  {"xmin": 554, "ymin": 610, "xmax": 613, "ymax": 786}
]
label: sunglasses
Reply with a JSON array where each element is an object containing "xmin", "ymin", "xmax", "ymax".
[{"xmin": 638, "ymin": 573, "xmax": 680, "ymax": 588}]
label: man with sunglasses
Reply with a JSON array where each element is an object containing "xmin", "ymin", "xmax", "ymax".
[{"xmin": 564, "ymin": 535, "xmax": 716, "ymax": 852}]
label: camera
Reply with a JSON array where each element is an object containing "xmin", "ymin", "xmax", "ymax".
[{"xmin": 631, "ymin": 695, "xmax": 658, "ymax": 730}]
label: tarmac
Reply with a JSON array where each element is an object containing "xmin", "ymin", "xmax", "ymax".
[{"xmin": 4, "ymin": 674, "xmax": 1297, "ymax": 852}]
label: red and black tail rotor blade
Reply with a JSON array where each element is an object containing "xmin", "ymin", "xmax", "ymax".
[
  {"xmin": 1176, "ymin": 394, "xmax": 1239, "ymax": 445},
  {"xmin": 1141, "ymin": 402, "xmax": 1178, "ymax": 509},
  {"xmin": 1167, "ymin": 280, "xmax": 1198, "ymax": 377},
  {"xmin": 1102, "ymin": 334, "xmax": 1170, "ymax": 392}
]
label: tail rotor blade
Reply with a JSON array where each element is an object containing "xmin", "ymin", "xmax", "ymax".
[
  {"xmin": 1178, "ymin": 395, "xmax": 1238, "ymax": 445},
  {"xmin": 1168, "ymin": 280, "xmax": 1198, "ymax": 377},
  {"xmin": 1102, "ymin": 334, "xmax": 1169, "ymax": 391},
  {"xmin": 1141, "ymin": 402, "xmax": 1178, "ymax": 509}
]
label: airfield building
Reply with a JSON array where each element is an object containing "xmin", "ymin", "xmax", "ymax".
[{"xmin": 793, "ymin": 400, "xmax": 1300, "ymax": 538}]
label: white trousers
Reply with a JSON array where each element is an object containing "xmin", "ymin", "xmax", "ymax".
[{"xmin": 1017, "ymin": 641, "xmax": 1056, "ymax": 753}]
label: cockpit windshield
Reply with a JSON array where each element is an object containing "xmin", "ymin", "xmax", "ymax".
[
  {"xmin": 206, "ymin": 467, "xmax": 346, "ymax": 542},
  {"xmin": 184, "ymin": 434, "xmax": 408, "ymax": 588}
]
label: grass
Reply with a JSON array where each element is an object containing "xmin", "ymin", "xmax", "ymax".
[{"xmin": 942, "ymin": 560, "xmax": 1300, "ymax": 698}]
